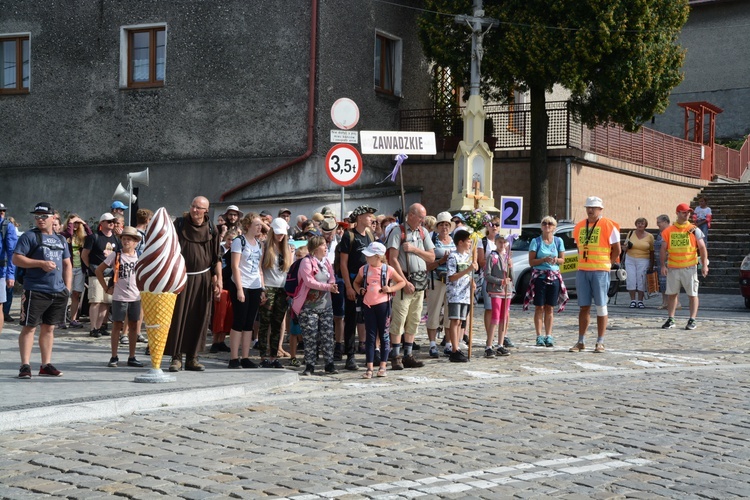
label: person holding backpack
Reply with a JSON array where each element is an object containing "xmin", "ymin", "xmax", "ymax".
[
  {"xmin": 291, "ymin": 235, "xmax": 339, "ymax": 376},
  {"xmin": 523, "ymin": 216, "xmax": 568, "ymax": 348},
  {"xmin": 13, "ymin": 202, "xmax": 72, "ymax": 379},
  {"xmin": 338, "ymin": 205, "xmax": 377, "ymax": 371},
  {"xmin": 352, "ymin": 242, "xmax": 405, "ymax": 379}
]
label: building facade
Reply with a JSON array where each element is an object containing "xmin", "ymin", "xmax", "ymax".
[{"xmin": 0, "ymin": 0, "xmax": 432, "ymax": 225}]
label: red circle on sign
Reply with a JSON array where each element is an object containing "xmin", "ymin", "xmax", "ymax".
[{"xmin": 325, "ymin": 144, "xmax": 363, "ymax": 187}]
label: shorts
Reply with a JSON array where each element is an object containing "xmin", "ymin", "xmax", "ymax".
[
  {"xmin": 112, "ymin": 299, "xmax": 141, "ymax": 322},
  {"xmin": 19, "ymin": 289, "xmax": 69, "ymax": 327},
  {"xmin": 72, "ymin": 267, "xmax": 85, "ymax": 293},
  {"xmin": 666, "ymin": 266, "xmax": 699, "ymax": 297},
  {"xmin": 0, "ymin": 277, "xmax": 5, "ymax": 303},
  {"xmin": 448, "ymin": 302, "xmax": 469, "ymax": 321},
  {"xmin": 231, "ymin": 287, "xmax": 262, "ymax": 331},
  {"xmin": 576, "ymin": 270, "xmax": 610, "ymax": 308},
  {"xmin": 88, "ymin": 276, "xmax": 113, "ymax": 304},
  {"xmin": 290, "ymin": 311, "xmax": 303, "ymax": 336},
  {"xmin": 532, "ymin": 275, "xmax": 560, "ymax": 307},
  {"xmin": 331, "ymin": 277, "xmax": 345, "ymax": 318}
]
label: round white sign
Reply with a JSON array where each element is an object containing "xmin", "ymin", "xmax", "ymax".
[
  {"xmin": 330, "ymin": 98, "xmax": 360, "ymax": 130},
  {"xmin": 325, "ymin": 144, "xmax": 363, "ymax": 186}
]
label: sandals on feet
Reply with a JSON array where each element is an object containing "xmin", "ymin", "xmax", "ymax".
[
  {"xmin": 362, "ymin": 369, "xmax": 373, "ymax": 379},
  {"xmin": 637, "ymin": 301, "xmax": 645, "ymax": 308},
  {"xmin": 377, "ymin": 368, "xmax": 387, "ymax": 377},
  {"xmin": 629, "ymin": 300, "xmax": 637, "ymax": 308}
]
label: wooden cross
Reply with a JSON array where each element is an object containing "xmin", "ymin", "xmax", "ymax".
[{"xmin": 468, "ymin": 180, "xmax": 488, "ymax": 209}]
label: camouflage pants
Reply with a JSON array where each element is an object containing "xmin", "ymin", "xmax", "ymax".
[
  {"xmin": 257, "ymin": 286, "xmax": 288, "ymax": 358},
  {"xmin": 298, "ymin": 306, "xmax": 335, "ymax": 366}
]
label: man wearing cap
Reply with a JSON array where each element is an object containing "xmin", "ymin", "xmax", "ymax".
[
  {"xmin": 386, "ymin": 203, "xmax": 435, "ymax": 369},
  {"xmin": 569, "ymin": 196, "xmax": 620, "ymax": 353},
  {"xmin": 660, "ymin": 203, "xmax": 709, "ymax": 330},
  {"xmin": 451, "ymin": 213, "xmax": 468, "ymax": 235},
  {"xmin": 223, "ymin": 205, "xmax": 243, "ymax": 235},
  {"xmin": 259, "ymin": 210, "xmax": 273, "ymax": 227},
  {"xmin": 81, "ymin": 213, "xmax": 122, "ymax": 338},
  {"xmin": 12, "ymin": 202, "xmax": 71, "ymax": 379},
  {"xmin": 1, "ymin": 202, "xmax": 18, "ymax": 331},
  {"xmin": 111, "ymin": 201, "xmax": 128, "ymax": 217},
  {"xmin": 339, "ymin": 205, "xmax": 377, "ymax": 370}
]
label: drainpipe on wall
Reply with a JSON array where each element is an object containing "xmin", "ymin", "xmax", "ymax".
[
  {"xmin": 220, "ymin": 0, "xmax": 319, "ymax": 202},
  {"xmin": 565, "ymin": 157, "xmax": 572, "ymax": 221}
]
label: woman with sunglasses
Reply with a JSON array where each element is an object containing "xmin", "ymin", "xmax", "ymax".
[
  {"xmin": 478, "ymin": 215, "xmax": 515, "ymax": 351},
  {"xmin": 524, "ymin": 216, "xmax": 567, "ymax": 347}
]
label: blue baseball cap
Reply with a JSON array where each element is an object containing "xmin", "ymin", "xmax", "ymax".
[{"xmin": 111, "ymin": 201, "xmax": 128, "ymax": 210}]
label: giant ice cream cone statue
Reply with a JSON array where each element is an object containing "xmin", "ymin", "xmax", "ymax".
[{"xmin": 133, "ymin": 207, "xmax": 187, "ymax": 383}]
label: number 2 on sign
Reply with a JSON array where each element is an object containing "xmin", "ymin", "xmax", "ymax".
[{"xmin": 330, "ymin": 155, "xmax": 357, "ymax": 173}]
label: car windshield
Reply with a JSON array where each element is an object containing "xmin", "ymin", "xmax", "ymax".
[{"xmin": 512, "ymin": 228, "xmax": 542, "ymax": 252}]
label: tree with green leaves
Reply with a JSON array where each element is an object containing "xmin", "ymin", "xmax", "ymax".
[{"xmin": 418, "ymin": 0, "xmax": 689, "ymax": 221}]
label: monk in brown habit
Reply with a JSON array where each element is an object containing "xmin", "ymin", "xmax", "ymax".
[{"xmin": 166, "ymin": 196, "xmax": 223, "ymax": 371}]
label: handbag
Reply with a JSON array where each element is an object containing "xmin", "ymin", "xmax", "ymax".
[
  {"xmin": 647, "ymin": 270, "xmax": 659, "ymax": 294},
  {"xmin": 408, "ymin": 270, "xmax": 429, "ymax": 291}
]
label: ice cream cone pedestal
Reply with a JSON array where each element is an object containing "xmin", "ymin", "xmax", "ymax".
[{"xmin": 135, "ymin": 291, "xmax": 177, "ymax": 383}]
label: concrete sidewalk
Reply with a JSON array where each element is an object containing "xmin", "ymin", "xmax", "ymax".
[{"xmin": 0, "ymin": 290, "xmax": 746, "ymax": 432}]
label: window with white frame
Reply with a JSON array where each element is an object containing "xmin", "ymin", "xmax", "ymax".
[
  {"xmin": 374, "ymin": 32, "xmax": 402, "ymax": 97},
  {"xmin": 0, "ymin": 33, "xmax": 30, "ymax": 94},
  {"xmin": 120, "ymin": 24, "xmax": 166, "ymax": 88}
]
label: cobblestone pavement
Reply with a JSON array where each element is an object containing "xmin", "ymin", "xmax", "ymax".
[{"xmin": 1, "ymin": 294, "xmax": 749, "ymax": 499}]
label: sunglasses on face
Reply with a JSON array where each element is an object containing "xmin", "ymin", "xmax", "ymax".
[
  {"xmin": 491, "ymin": 223, "xmax": 500, "ymax": 227},
  {"xmin": 34, "ymin": 214, "xmax": 51, "ymax": 220},
  {"xmin": 542, "ymin": 222, "xmax": 555, "ymax": 226}
]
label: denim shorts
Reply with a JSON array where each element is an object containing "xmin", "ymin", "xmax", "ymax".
[{"xmin": 576, "ymin": 270, "xmax": 610, "ymax": 307}]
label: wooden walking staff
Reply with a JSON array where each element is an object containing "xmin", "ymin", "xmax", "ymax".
[{"xmin": 466, "ymin": 180, "xmax": 487, "ymax": 360}]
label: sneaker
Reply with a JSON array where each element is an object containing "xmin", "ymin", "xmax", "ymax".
[
  {"xmin": 484, "ymin": 347, "xmax": 495, "ymax": 358},
  {"xmin": 289, "ymin": 357, "xmax": 300, "ymax": 367},
  {"xmin": 89, "ymin": 328, "xmax": 101, "ymax": 338},
  {"xmin": 127, "ymin": 357, "xmax": 144, "ymax": 367},
  {"xmin": 108, "ymin": 356, "xmax": 119, "ymax": 367},
  {"xmin": 5, "ymin": 315, "xmax": 15, "ymax": 323},
  {"xmin": 544, "ymin": 335, "xmax": 555, "ymax": 347},
  {"xmin": 662, "ymin": 317, "xmax": 676, "ymax": 329},
  {"xmin": 569, "ymin": 342, "xmax": 585, "ymax": 352},
  {"xmin": 333, "ymin": 345, "xmax": 343, "ymax": 361},
  {"xmin": 144, "ymin": 346, "xmax": 150, "ymax": 356},
  {"xmin": 429, "ymin": 345, "xmax": 440, "ymax": 358},
  {"xmin": 251, "ymin": 340, "xmax": 259, "ymax": 350},
  {"xmin": 345, "ymin": 354, "xmax": 359, "ymax": 371},
  {"xmin": 137, "ymin": 334, "xmax": 148, "ymax": 343},
  {"xmin": 39, "ymin": 364, "xmax": 63, "ymax": 377},
  {"xmin": 301, "ymin": 364, "xmax": 314, "ymax": 376},
  {"xmin": 594, "ymin": 343, "xmax": 605, "ymax": 353},
  {"xmin": 260, "ymin": 359, "xmax": 273, "ymax": 368},
  {"xmin": 503, "ymin": 337, "xmax": 515, "ymax": 348},
  {"xmin": 391, "ymin": 356, "xmax": 404, "ymax": 370},
  {"xmin": 240, "ymin": 358, "xmax": 258, "ymax": 369},
  {"xmin": 99, "ymin": 328, "xmax": 110, "ymax": 337},
  {"xmin": 402, "ymin": 354, "xmax": 424, "ymax": 368},
  {"xmin": 69, "ymin": 320, "xmax": 84, "ymax": 328},
  {"xmin": 270, "ymin": 359, "xmax": 284, "ymax": 369},
  {"xmin": 685, "ymin": 318, "xmax": 697, "ymax": 330},
  {"xmin": 496, "ymin": 346, "xmax": 511, "ymax": 356},
  {"xmin": 57, "ymin": 322, "xmax": 68, "ymax": 329},
  {"xmin": 449, "ymin": 350, "xmax": 468, "ymax": 363},
  {"xmin": 119, "ymin": 334, "xmax": 129, "ymax": 345},
  {"xmin": 324, "ymin": 362, "xmax": 338, "ymax": 374},
  {"xmin": 357, "ymin": 342, "xmax": 366, "ymax": 354},
  {"xmin": 463, "ymin": 334, "xmax": 470, "ymax": 344},
  {"xmin": 443, "ymin": 345, "xmax": 453, "ymax": 357},
  {"xmin": 536, "ymin": 335, "xmax": 546, "ymax": 346},
  {"xmin": 228, "ymin": 358, "xmax": 241, "ymax": 369},
  {"xmin": 18, "ymin": 364, "xmax": 32, "ymax": 379},
  {"xmin": 412, "ymin": 342, "xmax": 421, "ymax": 351}
]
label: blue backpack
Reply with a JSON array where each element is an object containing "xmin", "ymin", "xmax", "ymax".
[{"xmin": 285, "ymin": 255, "xmax": 311, "ymax": 298}]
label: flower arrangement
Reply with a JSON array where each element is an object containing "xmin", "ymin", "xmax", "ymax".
[{"xmin": 465, "ymin": 209, "xmax": 492, "ymax": 234}]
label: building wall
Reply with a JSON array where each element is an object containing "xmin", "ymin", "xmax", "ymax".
[
  {"xmin": 651, "ymin": 0, "xmax": 750, "ymax": 140},
  {"xmin": 0, "ymin": 0, "xmax": 432, "ymax": 224}
]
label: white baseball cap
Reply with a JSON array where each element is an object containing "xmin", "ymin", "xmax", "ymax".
[
  {"xmin": 362, "ymin": 241, "xmax": 386, "ymax": 257},
  {"xmin": 270, "ymin": 217, "xmax": 289, "ymax": 235}
]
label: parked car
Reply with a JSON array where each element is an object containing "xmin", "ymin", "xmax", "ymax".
[
  {"xmin": 510, "ymin": 222, "xmax": 619, "ymax": 301},
  {"xmin": 739, "ymin": 254, "xmax": 750, "ymax": 308}
]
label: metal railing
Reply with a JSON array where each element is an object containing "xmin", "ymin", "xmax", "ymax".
[{"xmin": 399, "ymin": 101, "xmax": 745, "ymax": 180}]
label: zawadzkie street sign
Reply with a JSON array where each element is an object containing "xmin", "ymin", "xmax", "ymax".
[
  {"xmin": 359, "ymin": 131, "xmax": 436, "ymax": 155},
  {"xmin": 325, "ymin": 144, "xmax": 363, "ymax": 187}
]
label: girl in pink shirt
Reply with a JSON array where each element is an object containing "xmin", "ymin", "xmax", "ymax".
[{"xmin": 352, "ymin": 242, "xmax": 405, "ymax": 378}]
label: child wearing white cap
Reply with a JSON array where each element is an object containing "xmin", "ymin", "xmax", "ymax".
[{"xmin": 351, "ymin": 242, "xmax": 405, "ymax": 378}]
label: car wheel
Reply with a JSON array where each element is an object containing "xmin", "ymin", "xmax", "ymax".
[{"xmin": 514, "ymin": 272, "xmax": 531, "ymax": 303}]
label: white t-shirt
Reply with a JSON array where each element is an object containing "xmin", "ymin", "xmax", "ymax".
[
  {"xmin": 231, "ymin": 236, "xmax": 263, "ymax": 289},
  {"xmin": 104, "ymin": 252, "xmax": 140, "ymax": 302}
]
